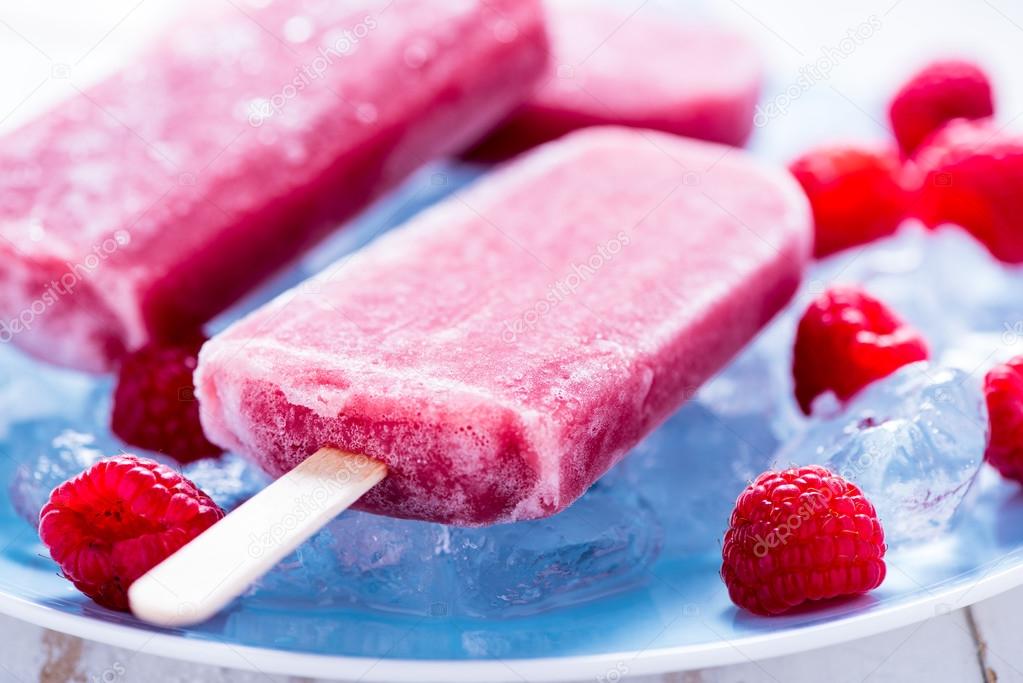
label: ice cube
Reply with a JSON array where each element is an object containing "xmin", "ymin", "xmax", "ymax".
[
  {"xmin": 251, "ymin": 479, "xmax": 662, "ymax": 617},
  {"xmin": 181, "ymin": 452, "xmax": 270, "ymax": 512},
  {"xmin": 612, "ymin": 397, "xmax": 777, "ymax": 556},
  {"xmin": 602, "ymin": 307, "xmax": 808, "ymax": 557},
  {"xmin": 4, "ymin": 417, "xmax": 251, "ymax": 528},
  {"xmin": 245, "ymin": 515, "xmax": 450, "ymax": 613},
  {"xmin": 807, "ymin": 224, "xmax": 1023, "ymax": 368},
  {"xmin": 7, "ymin": 427, "xmax": 117, "ymax": 527},
  {"xmin": 451, "ymin": 481, "xmax": 661, "ymax": 616},
  {"xmin": 797, "ymin": 224, "xmax": 952, "ymax": 352},
  {"xmin": 773, "ymin": 362, "xmax": 988, "ymax": 543},
  {"xmin": 0, "ymin": 342, "xmax": 119, "ymax": 526},
  {"xmin": 696, "ymin": 312, "xmax": 804, "ymax": 442}
]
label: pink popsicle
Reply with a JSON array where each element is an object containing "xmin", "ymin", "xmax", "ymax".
[
  {"xmin": 196, "ymin": 127, "xmax": 811, "ymax": 526},
  {"xmin": 464, "ymin": 0, "xmax": 763, "ymax": 161},
  {"xmin": 0, "ymin": 0, "xmax": 548, "ymax": 372}
]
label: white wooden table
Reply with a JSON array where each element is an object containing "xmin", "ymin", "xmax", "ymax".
[{"xmin": 3, "ymin": 0, "xmax": 1023, "ymax": 681}]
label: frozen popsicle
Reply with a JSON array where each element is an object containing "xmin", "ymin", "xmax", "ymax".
[
  {"xmin": 130, "ymin": 127, "xmax": 811, "ymax": 626},
  {"xmin": 464, "ymin": 0, "xmax": 763, "ymax": 161},
  {"xmin": 0, "ymin": 0, "xmax": 548, "ymax": 372},
  {"xmin": 197, "ymin": 126, "xmax": 811, "ymax": 526}
]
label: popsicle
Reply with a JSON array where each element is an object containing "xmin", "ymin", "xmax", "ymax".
[
  {"xmin": 0, "ymin": 0, "xmax": 548, "ymax": 372},
  {"xmin": 464, "ymin": 0, "xmax": 763, "ymax": 161},
  {"xmin": 130, "ymin": 127, "xmax": 810, "ymax": 626},
  {"xmin": 197, "ymin": 126, "xmax": 811, "ymax": 526}
]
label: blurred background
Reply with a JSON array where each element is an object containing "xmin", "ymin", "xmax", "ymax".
[{"xmin": 3, "ymin": 0, "xmax": 1023, "ymax": 153}]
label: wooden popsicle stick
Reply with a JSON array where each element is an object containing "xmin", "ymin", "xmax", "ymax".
[{"xmin": 128, "ymin": 448, "xmax": 387, "ymax": 627}]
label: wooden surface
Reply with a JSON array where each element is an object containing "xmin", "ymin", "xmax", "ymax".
[{"xmin": 0, "ymin": 588, "xmax": 1016, "ymax": 682}]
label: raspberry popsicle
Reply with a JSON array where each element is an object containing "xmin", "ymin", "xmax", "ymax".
[
  {"xmin": 0, "ymin": 0, "xmax": 548, "ymax": 372},
  {"xmin": 464, "ymin": 0, "xmax": 762, "ymax": 161},
  {"xmin": 132, "ymin": 127, "xmax": 810, "ymax": 626},
  {"xmin": 198, "ymin": 127, "xmax": 811, "ymax": 525}
]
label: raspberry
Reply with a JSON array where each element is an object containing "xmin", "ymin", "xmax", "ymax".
[
  {"xmin": 38, "ymin": 455, "xmax": 224, "ymax": 611},
  {"xmin": 914, "ymin": 117, "xmax": 1023, "ymax": 263},
  {"xmin": 792, "ymin": 286, "xmax": 929, "ymax": 414},
  {"xmin": 788, "ymin": 145, "xmax": 908, "ymax": 258},
  {"xmin": 889, "ymin": 59, "xmax": 994, "ymax": 157},
  {"xmin": 984, "ymin": 357, "xmax": 1023, "ymax": 483},
  {"xmin": 111, "ymin": 336, "xmax": 223, "ymax": 462},
  {"xmin": 721, "ymin": 465, "xmax": 886, "ymax": 616}
]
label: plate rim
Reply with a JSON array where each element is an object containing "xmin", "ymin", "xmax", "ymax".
[{"xmin": 1, "ymin": 555, "xmax": 1021, "ymax": 682}]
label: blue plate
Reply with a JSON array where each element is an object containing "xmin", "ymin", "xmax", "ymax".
[{"xmin": 2, "ymin": 434, "xmax": 1023, "ymax": 682}]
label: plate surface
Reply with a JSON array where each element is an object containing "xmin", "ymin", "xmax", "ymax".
[{"xmin": 2, "ymin": 458, "xmax": 1023, "ymax": 682}]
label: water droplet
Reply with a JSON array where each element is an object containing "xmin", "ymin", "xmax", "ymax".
[
  {"xmin": 283, "ymin": 16, "xmax": 314, "ymax": 44},
  {"xmin": 246, "ymin": 98, "xmax": 272, "ymax": 127},
  {"xmin": 403, "ymin": 39, "xmax": 435, "ymax": 69},
  {"xmin": 27, "ymin": 220, "xmax": 45, "ymax": 242}
]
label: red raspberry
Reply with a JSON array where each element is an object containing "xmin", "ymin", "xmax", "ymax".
[
  {"xmin": 788, "ymin": 145, "xmax": 908, "ymax": 258},
  {"xmin": 889, "ymin": 59, "xmax": 994, "ymax": 157},
  {"xmin": 721, "ymin": 465, "xmax": 886, "ymax": 616},
  {"xmin": 914, "ymin": 117, "xmax": 1023, "ymax": 263},
  {"xmin": 112, "ymin": 336, "xmax": 223, "ymax": 462},
  {"xmin": 38, "ymin": 455, "xmax": 224, "ymax": 611},
  {"xmin": 984, "ymin": 357, "xmax": 1023, "ymax": 483},
  {"xmin": 792, "ymin": 286, "xmax": 929, "ymax": 414}
]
